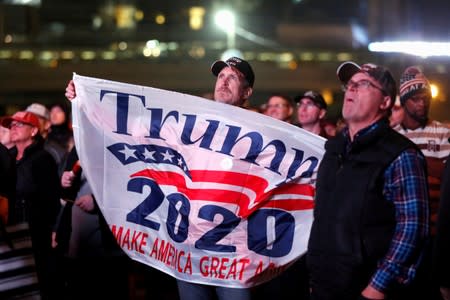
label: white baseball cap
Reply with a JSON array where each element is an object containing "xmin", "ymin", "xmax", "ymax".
[{"xmin": 26, "ymin": 103, "xmax": 50, "ymax": 120}]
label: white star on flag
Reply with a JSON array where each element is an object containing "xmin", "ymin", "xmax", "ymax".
[
  {"xmin": 161, "ymin": 150, "xmax": 174, "ymax": 162},
  {"xmin": 120, "ymin": 144, "xmax": 136, "ymax": 160},
  {"xmin": 143, "ymin": 148, "xmax": 156, "ymax": 160}
]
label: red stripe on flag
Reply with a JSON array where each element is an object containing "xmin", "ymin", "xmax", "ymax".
[{"xmin": 131, "ymin": 169, "xmax": 314, "ymax": 217}]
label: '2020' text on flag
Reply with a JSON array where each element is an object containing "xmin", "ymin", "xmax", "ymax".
[{"xmin": 71, "ymin": 74, "xmax": 326, "ymax": 288}]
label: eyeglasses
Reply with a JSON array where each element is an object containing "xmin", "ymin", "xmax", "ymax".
[
  {"xmin": 342, "ymin": 80, "xmax": 387, "ymax": 95},
  {"xmin": 10, "ymin": 121, "xmax": 31, "ymax": 128},
  {"xmin": 297, "ymin": 101, "xmax": 318, "ymax": 109},
  {"xmin": 266, "ymin": 103, "xmax": 289, "ymax": 109}
]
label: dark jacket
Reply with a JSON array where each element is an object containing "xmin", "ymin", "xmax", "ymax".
[
  {"xmin": 9, "ymin": 135, "xmax": 61, "ymax": 299},
  {"xmin": 0, "ymin": 142, "xmax": 15, "ymax": 206},
  {"xmin": 9, "ymin": 136, "xmax": 61, "ymax": 244},
  {"xmin": 307, "ymin": 119, "xmax": 417, "ymax": 299},
  {"xmin": 433, "ymin": 158, "xmax": 450, "ymax": 287}
]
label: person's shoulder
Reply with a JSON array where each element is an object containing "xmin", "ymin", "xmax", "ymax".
[
  {"xmin": 44, "ymin": 139, "xmax": 67, "ymax": 163},
  {"xmin": 30, "ymin": 144, "xmax": 58, "ymax": 167},
  {"xmin": 428, "ymin": 119, "xmax": 450, "ymax": 131},
  {"xmin": 382, "ymin": 127, "xmax": 419, "ymax": 154}
]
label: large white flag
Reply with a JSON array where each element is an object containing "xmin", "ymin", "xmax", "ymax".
[{"xmin": 71, "ymin": 74, "xmax": 325, "ymax": 288}]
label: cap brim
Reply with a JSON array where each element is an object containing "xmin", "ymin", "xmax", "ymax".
[
  {"xmin": 337, "ymin": 61, "xmax": 361, "ymax": 83},
  {"xmin": 211, "ymin": 60, "xmax": 228, "ymax": 76}
]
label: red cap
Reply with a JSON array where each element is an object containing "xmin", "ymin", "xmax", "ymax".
[{"xmin": 1, "ymin": 111, "xmax": 40, "ymax": 129}]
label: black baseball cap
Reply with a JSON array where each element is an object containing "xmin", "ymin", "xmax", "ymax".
[
  {"xmin": 337, "ymin": 61, "xmax": 397, "ymax": 102},
  {"xmin": 211, "ymin": 57, "xmax": 255, "ymax": 87},
  {"xmin": 295, "ymin": 90, "xmax": 327, "ymax": 110}
]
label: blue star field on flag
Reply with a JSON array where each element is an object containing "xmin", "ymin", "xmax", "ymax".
[{"xmin": 107, "ymin": 143, "xmax": 191, "ymax": 178}]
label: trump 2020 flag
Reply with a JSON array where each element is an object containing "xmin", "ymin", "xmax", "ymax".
[{"xmin": 71, "ymin": 74, "xmax": 325, "ymax": 288}]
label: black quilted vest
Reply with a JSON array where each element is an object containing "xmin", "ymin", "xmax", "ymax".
[{"xmin": 308, "ymin": 119, "xmax": 416, "ymax": 266}]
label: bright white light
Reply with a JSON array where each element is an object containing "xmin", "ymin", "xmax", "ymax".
[
  {"xmin": 430, "ymin": 84, "xmax": 439, "ymax": 98},
  {"xmin": 220, "ymin": 49, "xmax": 243, "ymax": 61},
  {"xmin": 4, "ymin": 0, "xmax": 40, "ymax": 6},
  {"xmin": 220, "ymin": 158, "xmax": 233, "ymax": 170},
  {"xmin": 369, "ymin": 41, "xmax": 450, "ymax": 58},
  {"xmin": 146, "ymin": 39, "xmax": 159, "ymax": 49},
  {"xmin": 351, "ymin": 23, "xmax": 368, "ymax": 46},
  {"xmin": 214, "ymin": 10, "xmax": 235, "ymax": 34}
]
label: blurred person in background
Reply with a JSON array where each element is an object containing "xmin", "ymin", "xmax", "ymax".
[
  {"xmin": 295, "ymin": 90, "xmax": 331, "ymax": 138},
  {"xmin": 321, "ymin": 119, "xmax": 337, "ymax": 138},
  {"xmin": 255, "ymin": 92, "xmax": 309, "ymax": 300},
  {"xmin": 394, "ymin": 66, "xmax": 450, "ymax": 300},
  {"xmin": 395, "ymin": 66, "xmax": 450, "ymax": 234},
  {"xmin": 0, "ymin": 141, "xmax": 15, "ymax": 225},
  {"xmin": 0, "ymin": 120, "xmax": 14, "ymax": 149},
  {"xmin": 26, "ymin": 103, "xmax": 67, "ymax": 175},
  {"xmin": 264, "ymin": 94, "xmax": 294, "ymax": 123},
  {"xmin": 0, "ymin": 117, "xmax": 15, "ymax": 266},
  {"xmin": 48, "ymin": 103, "xmax": 74, "ymax": 152},
  {"xmin": 55, "ymin": 147, "xmax": 132, "ymax": 300}
]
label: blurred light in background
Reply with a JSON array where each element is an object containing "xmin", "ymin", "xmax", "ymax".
[
  {"xmin": 322, "ymin": 89, "xmax": 334, "ymax": 106},
  {"xmin": 215, "ymin": 9, "xmax": 236, "ymax": 49},
  {"xmin": 220, "ymin": 48, "xmax": 243, "ymax": 61},
  {"xmin": 4, "ymin": 34, "xmax": 13, "ymax": 44},
  {"xmin": 189, "ymin": 7, "xmax": 205, "ymax": 30},
  {"xmin": 114, "ymin": 5, "xmax": 136, "ymax": 29},
  {"xmin": 3, "ymin": 0, "xmax": 40, "ymax": 6},
  {"xmin": 155, "ymin": 13, "xmax": 165, "ymax": 25},
  {"xmin": 430, "ymin": 83, "xmax": 439, "ymax": 99},
  {"xmin": 369, "ymin": 41, "xmax": 450, "ymax": 58}
]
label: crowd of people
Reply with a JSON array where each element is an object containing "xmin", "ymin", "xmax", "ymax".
[{"xmin": 0, "ymin": 56, "xmax": 449, "ymax": 300}]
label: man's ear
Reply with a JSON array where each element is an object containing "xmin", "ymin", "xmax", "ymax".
[
  {"xmin": 31, "ymin": 127, "xmax": 39, "ymax": 137},
  {"xmin": 319, "ymin": 109, "xmax": 327, "ymax": 120},
  {"xmin": 380, "ymin": 95, "xmax": 392, "ymax": 111},
  {"xmin": 243, "ymin": 87, "xmax": 253, "ymax": 100}
]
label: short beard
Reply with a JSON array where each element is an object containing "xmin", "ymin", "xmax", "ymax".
[{"xmin": 405, "ymin": 106, "xmax": 428, "ymax": 125}]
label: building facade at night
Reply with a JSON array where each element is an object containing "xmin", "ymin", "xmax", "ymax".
[{"xmin": 1, "ymin": 0, "xmax": 449, "ymax": 121}]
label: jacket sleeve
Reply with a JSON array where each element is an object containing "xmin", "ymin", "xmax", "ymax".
[{"xmin": 434, "ymin": 159, "xmax": 450, "ymax": 287}]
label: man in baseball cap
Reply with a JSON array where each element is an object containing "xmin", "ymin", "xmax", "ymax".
[
  {"xmin": 26, "ymin": 103, "xmax": 51, "ymax": 138},
  {"xmin": 1, "ymin": 111, "xmax": 40, "ymax": 129},
  {"xmin": 175, "ymin": 57, "xmax": 256, "ymax": 300},
  {"xmin": 64, "ymin": 59, "xmax": 257, "ymax": 299},
  {"xmin": 307, "ymin": 61, "xmax": 429, "ymax": 300},
  {"xmin": 210, "ymin": 57, "xmax": 255, "ymax": 107},
  {"xmin": 294, "ymin": 90, "xmax": 329, "ymax": 138}
]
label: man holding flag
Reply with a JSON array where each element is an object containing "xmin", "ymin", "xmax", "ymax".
[
  {"xmin": 65, "ymin": 57, "xmax": 254, "ymax": 300},
  {"xmin": 65, "ymin": 57, "xmax": 324, "ymax": 300}
]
